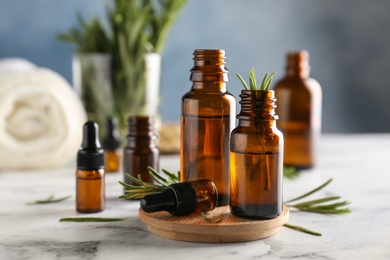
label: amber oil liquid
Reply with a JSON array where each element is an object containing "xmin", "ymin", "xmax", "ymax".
[
  {"xmin": 181, "ymin": 114, "xmax": 230, "ymax": 206},
  {"xmin": 230, "ymin": 151, "xmax": 282, "ymax": 219},
  {"xmin": 76, "ymin": 169, "xmax": 105, "ymax": 213}
]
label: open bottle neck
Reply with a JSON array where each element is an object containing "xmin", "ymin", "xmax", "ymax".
[
  {"xmin": 286, "ymin": 50, "xmax": 310, "ymax": 78},
  {"xmin": 190, "ymin": 49, "xmax": 228, "ymax": 91},
  {"xmin": 237, "ymin": 90, "xmax": 278, "ymax": 124}
]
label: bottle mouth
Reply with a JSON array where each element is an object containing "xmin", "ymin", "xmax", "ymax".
[
  {"xmin": 127, "ymin": 115, "xmax": 156, "ymax": 137},
  {"xmin": 238, "ymin": 90, "xmax": 278, "ymax": 121},
  {"xmin": 240, "ymin": 90, "xmax": 275, "ymax": 100},
  {"xmin": 190, "ymin": 49, "xmax": 228, "ymax": 82}
]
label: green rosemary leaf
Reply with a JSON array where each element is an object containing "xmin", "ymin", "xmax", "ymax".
[
  {"xmin": 236, "ymin": 73, "xmax": 250, "ymax": 90},
  {"xmin": 283, "ymin": 166, "xmax": 301, "ymax": 179},
  {"xmin": 148, "ymin": 166, "xmax": 170, "ymax": 186},
  {"xmin": 120, "ymin": 167, "xmax": 176, "ymax": 199},
  {"xmin": 284, "ymin": 178, "xmax": 333, "ymax": 203},
  {"xmin": 26, "ymin": 195, "xmax": 72, "ymax": 205},
  {"xmin": 259, "ymin": 72, "xmax": 269, "ymax": 90},
  {"xmin": 201, "ymin": 212, "xmax": 224, "ymax": 223},
  {"xmin": 118, "ymin": 180, "xmax": 144, "ymax": 190},
  {"xmin": 293, "ymin": 207, "xmax": 351, "ymax": 214},
  {"xmin": 314, "ymin": 201, "xmax": 351, "ymax": 209},
  {"xmin": 249, "ymin": 68, "xmax": 257, "ymax": 90},
  {"xmin": 124, "ymin": 173, "xmax": 143, "ymax": 186},
  {"xmin": 289, "ymin": 196, "xmax": 341, "ymax": 208},
  {"xmin": 59, "ymin": 217, "xmax": 126, "ymax": 222},
  {"xmin": 162, "ymin": 169, "xmax": 180, "ymax": 184},
  {"xmin": 284, "ymin": 223, "xmax": 322, "ymax": 236},
  {"xmin": 264, "ymin": 72, "xmax": 276, "ymax": 90}
]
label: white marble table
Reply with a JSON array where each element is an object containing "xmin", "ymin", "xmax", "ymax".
[{"xmin": 1, "ymin": 134, "xmax": 389, "ymax": 259}]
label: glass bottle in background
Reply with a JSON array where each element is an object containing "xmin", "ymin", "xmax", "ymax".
[
  {"xmin": 273, "ymin": 50, "xmax": 322, "ymax": 169},
  {"xmin": 103, "ymin": 117, "xmax": 121, "ymax": 173},
  {"xmin": 230, "ymin": 90, "xmax": 283, "ymax": 219},
  {"xmin": 180, "ymin": 49, "xmax": 236, "ymax": 206},
  {"xmin": 76, "ymin": 121, "xmax": 105, "ymax": 213},
  {"xmin": 123, "ymin": 116, "xmax": 159, "ymax": 186}
]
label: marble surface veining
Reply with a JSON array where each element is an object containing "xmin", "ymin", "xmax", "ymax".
[{"xmin": 1, "ymin": 134, "xmax": 390, "ymax": 260}]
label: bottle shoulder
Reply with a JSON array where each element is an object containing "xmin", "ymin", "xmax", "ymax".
[
  {"xmin": 182, "ymin": 89, "xmax": 236, "ymax": 115},
  {"xmin": 274, "ymin": 77, "xmax": 322, "ymax": 98},
  {"xmin": 231, "ymin": 125, "xmax": 283, "ymax": 153}
]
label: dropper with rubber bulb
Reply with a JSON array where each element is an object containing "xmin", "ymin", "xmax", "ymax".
[{"xmin": 140, "ymin": 179, "xmax": 218, "ymax": 216}]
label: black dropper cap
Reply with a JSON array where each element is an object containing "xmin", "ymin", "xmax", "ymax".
[
  {"xmin": 140, "ymin": 182, "xmax": 197, "ymax": 216},
  {"xmin": 103, "ymin": 117, "xmax": 121, "ymax": 150},
  {"xmin": 77, "ymin": 121, "xmax": 104, "ymax": 170}
]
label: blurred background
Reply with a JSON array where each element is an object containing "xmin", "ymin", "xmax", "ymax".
[{"xmin": 1, "ymin": 0, "xmax": 389, "ymax": 133}]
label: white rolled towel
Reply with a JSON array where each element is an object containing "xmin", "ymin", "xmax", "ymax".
[{"xmin": 0, "ymin": 59, "xmax": 87, "ymax": 170}]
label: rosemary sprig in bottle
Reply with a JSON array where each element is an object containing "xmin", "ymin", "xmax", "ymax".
[{"xmin": 236, "ymin": 68, "xmax": 276, "ymax": 91}]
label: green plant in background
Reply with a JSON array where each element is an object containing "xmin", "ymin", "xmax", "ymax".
[
  {"xmin": 58, "ymin": 0, "xmax": 187, "ymax": 132},
  {"xmin": 57, "ymin": 14, "xmax": 111, "ymax": 52}
]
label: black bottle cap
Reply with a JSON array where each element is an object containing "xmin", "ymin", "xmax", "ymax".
[
  {"xmin": 140, "ymin": 182, "xmax": 197, "ymax": 216},
  {"xmin": 103, "ymin": 117, "xmax": 121, "ymax": 150},
  {"xmin": 77, "ymin": 121, "xmax": 104, "ymax": 170}
]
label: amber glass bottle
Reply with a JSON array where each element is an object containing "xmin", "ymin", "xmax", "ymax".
[
  {"xmin": 123, "ymin": 116, "xmax": 159, "ymax": 185},
  {"xmin": 274, "ymin": 50, "xmax": 322, "ymax": 169},
  {"xmin": 230, "ymin": 90, "xmax": 283, "ymax": 219},
  {"xmin": 180, "ymin": 49, "xmax": 236, "ymax": 206},
  {"xmin": 103, "ymin": 117, "xmax": 121, "ymax": 173},
  {"xmin": 76, "ymin": 121, "xmax": 105, "ymax": 213},
  {"xmin": 140, "ymin": 179, "xmax": 218, "ymax": 216}
]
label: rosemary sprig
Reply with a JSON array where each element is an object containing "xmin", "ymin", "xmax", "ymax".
[
  {"xmin": 26, "ymin": 195, "xmax": 71, "ymax": 205},
  {"xmin": 200, "ymin": 212, "xmax": 224, "ymax": 223},
  {"xmin": 283, "ymin": 223, "xmax": 322, "ymax": 237},
  {"xmin": 236, "ymin": 68, "xmax": 276, "ymax": 91},
  {"xmin": 284, "ymin": 179, "xmax": 351, "ymax": 214},
  {"xmin": 119, "ymin": 167, "xmax": 179, "ymax": 199},
  {"xmin": 59, "ymin": 217, "xmax": 126, "ymax": 222}
]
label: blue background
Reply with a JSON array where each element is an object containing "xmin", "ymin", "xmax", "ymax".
[{"xmin": 1, "ymin": 0, "xmax": 390, "ymax": 133}]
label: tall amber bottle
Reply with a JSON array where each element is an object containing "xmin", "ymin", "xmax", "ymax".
[
  {"xmin": 230, "ymin": 90, "xmax": 283, "ymax": 219},
  {"xmin": 123, "ymin": 116, "xmax": 159, "ymax": 185},
  {"xmin": 180, "ymin": 49, "xmax": 236, "ymax": 206},
  {"xmin": 274, "ymin": 50, "xmax": 322, "ymax": 169},
  {"xmin": 76, "ymin": 121, "xmax": 105, "ymax": 213}
]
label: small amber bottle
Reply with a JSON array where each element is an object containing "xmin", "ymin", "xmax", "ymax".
[
  {"xmin": 123, "ymin": 116, "xmax": 159, "ymax": 185},
  {"xmin": 103, "ymin": 117, "xmax": 121, "ymax": 173},
  {"xmin": 180, "ymin": 49, "xmax": 236, "ymax": 206},
  {"xmin": 230, "ymin": 90, "xmax": 283, "ymax": 219},
  {"xmin": 76, "ymin": 121, "xmax": 105, "ymax": 213},
  {"xmin": 274, "ymin": 50, "xmax": 322, "ymax": 169},
  {"xmin": 141, "ymin": 179, "xmax": 218, "ymax": 216}
]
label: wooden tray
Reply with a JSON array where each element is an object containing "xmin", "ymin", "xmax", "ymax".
[{"xmin": 139, "ymin": 205, "xmax": 289, "ymax": 243}]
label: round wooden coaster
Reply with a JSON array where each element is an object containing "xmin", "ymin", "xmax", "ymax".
[{"xmin": 139, "ymin": 205, "xmax": 289, "ymax": 243}]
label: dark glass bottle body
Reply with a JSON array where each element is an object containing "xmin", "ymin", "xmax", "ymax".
[
  {"xmin": 180, "ymin": 49, "xmax": 236, "ymax": 206},
  {"xmin": 230, "ymin": 90, "xmax": 283, "ymax": 219},
  {"xmin": 123, "ymin": 116, "xmax": 159, "ymax": 185},
  {"xmin": 274, "ymin": 50, "xmax": 322, "ymax": 169}
]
